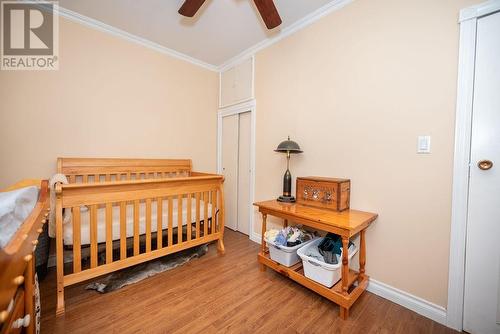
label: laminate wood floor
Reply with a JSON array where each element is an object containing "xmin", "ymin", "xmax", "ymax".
[{"xmin": 40, "ymin": 229, "xmax": 457, "ymax": 334}]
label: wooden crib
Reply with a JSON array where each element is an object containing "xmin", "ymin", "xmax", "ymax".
[
  {"xmin": 1, "ymin": 180, "xmax": 49, "ymax": 334},
  {"xmin": 54, "ymin": 158, "xmax": 225, "ymax": 315}
]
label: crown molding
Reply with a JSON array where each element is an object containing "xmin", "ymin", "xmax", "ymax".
[
  {"xmin": 36, "ymin": 3, "xmax": 218, "ymax": 72},
  {"xmin": 216, "ymin": 0, "xmax": 354, "ymax": 72},
  {"xmin": 459, "ymin": 0, "xmax": 500, "ymax": 22},
  {"xmin": 35, "ymin": 0, "xmax": 355, "ymax": 73}
]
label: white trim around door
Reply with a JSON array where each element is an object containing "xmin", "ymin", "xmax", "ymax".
[
  {"xmin": 217, "ymin": 99, "xmax": 257, "ymax": 239},
  {"xmin": 447, "ymin": 1, "xmax": 500, "ymax": 331}
]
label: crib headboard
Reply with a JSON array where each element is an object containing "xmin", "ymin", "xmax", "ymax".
[{"xmin": 57, "ymin": 158, "xmax": 192, "ymax": 183}]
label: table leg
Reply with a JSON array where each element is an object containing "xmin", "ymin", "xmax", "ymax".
[
  {"xmin": 260, "ymin": 213, "xmax": 267, "ymax": 272},
  {"xmin": 359, "ymin": 229, "xmax": 366, "ymax": 282},
  {"xmin": 341, "ymin": 236, "xmax": 349, "ymax": 295},
  {"xmin": 340, "ymin": 307, "xmax": 349, "ymax": 320}
]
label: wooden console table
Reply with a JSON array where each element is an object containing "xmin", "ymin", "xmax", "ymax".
[{"xmin": 254, "ymin": 200, "xmax": 377, "ymax": 319}]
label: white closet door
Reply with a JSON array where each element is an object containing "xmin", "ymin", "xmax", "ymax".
[
  {"xmin": 237, "ymin": 112, "xmax": 251, "ymax": 236},
  {"xmin": 463, "ymin": 11, "xmax": 500, "ymax": 334},
  {"xmin": 222, "ymin": 114, "xmax": 239, "ymax": 231}
]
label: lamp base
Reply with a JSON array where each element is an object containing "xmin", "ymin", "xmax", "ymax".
[{"xmin": 277, "ymin": 195, "xmax": 296, "ymax": 203}]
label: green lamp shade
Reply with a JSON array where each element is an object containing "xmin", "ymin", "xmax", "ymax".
[
  {"xmin": 275, "ymin": 136, "xmax": 302, "ymax": 203},
  {"xmin": 274, "ymin": 136, "xmax": 303, "ymax": 153}
]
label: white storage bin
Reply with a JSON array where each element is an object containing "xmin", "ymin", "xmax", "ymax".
[
  {"xmin": 266, "ymin": 237, "xmax": 316, "ymax": 267},
  {"xmin": 297, "ymin": 237, "xmax": 358, "ymax": 288}
]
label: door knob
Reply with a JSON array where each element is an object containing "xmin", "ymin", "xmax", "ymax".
[{"xmin": 477, "ymin": 160, "xmax": 493, "ymax": 170}]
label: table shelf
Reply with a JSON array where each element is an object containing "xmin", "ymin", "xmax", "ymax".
[
  {"xmin": 258, "ymin": 251, "xmax": 369, "ymax": 312},
  {"xmin": 254, "ymin": 200, "xmax": 377, "ymax": 319}
]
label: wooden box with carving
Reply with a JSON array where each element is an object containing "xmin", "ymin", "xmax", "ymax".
[{"xmin": 296, "ymin": 176, "xmax": 350, "ymax": 211}]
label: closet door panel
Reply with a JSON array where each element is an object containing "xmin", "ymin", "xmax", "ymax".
[
  {"xmin": 221, "ymin": 114, "xmax": 239, "ymax": 231},
  {"xmin": 235, "ymin": 58, "xmax": 253, "ymax": 103},
  {"xmin": 220, "ymin": 58, "xmax": 253, "ymax": 108},
  {"xmin": 237, "ymin": 112, "xmax": 251, "ymax": 236},
  {"xmin": 220, "ymin": 67, "xmax": 236, "ymax": 107}
]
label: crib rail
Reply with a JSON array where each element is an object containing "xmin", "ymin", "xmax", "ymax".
[
  {"xmin": 58, "ymin": 157, "xmax": 193, "ymax": 183},
  {"xmin": 54, "ymin": 174, "xmax": 224, "ymax": 315}
]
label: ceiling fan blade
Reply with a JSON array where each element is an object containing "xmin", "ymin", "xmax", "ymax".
[
  {"xmin": 253, "ymin": 0, "xmax": 282, "ymax": 29},
  {"xmin": 178, "ymin": 0, "xmax": 207, "ymax": 17}
]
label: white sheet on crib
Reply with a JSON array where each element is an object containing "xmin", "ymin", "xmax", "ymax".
[
  {"xmin": 0, "ymin": 186, "xmax": 39, "ymax": 248},
  {"xmin": 63, "ymin": 198, "xmax": 214, "ymax": 246}
]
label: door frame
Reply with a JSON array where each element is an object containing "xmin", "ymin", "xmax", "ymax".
[
  {"xmin": 217, "ymin": 99, "xmax": 256, "ymax": 237},
  {"xmin": 447, "ymin": 1, "xmax": 500, "ymax": 330}
]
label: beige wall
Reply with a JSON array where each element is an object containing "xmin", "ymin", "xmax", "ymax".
[
  {"xmin": 254, "ymin": 0, "xmax": 480, "ymax": 307},
  {"xmin": 0, "ymin": 18, "xmax": 218, "ymax": 188},
  {"xmin": 0, "ymin": 0, "xmax": 482, "ymax": 309}
]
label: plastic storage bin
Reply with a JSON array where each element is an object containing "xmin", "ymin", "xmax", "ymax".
[
  {"xmin": 266, "ymin": 237, "xmax": 316, "ymax": 267},
  {"xmin": 297, "ymin": 237, "xmax": 358, "ymax": 287}
]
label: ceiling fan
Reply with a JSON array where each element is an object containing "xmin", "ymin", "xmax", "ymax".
[{"xmin": 178, "ymin": 0, "xmax": 282, "ymax": 29}]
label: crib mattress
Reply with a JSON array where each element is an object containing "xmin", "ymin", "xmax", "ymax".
[{"xmin": 63, "ymin": 198, "xmax": 213, "ymax": 246}]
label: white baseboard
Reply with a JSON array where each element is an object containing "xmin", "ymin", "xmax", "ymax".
[
  {"xmin": 249, "ymin": 232, "xmax": 447, "ymax": 327},
  {"xmin": 250, "ymin": 232, "xmax": 262, "ymax": 244},
  {"xmin": 367, "ymin": 279, "xmax": 447, "ymax": 326}
]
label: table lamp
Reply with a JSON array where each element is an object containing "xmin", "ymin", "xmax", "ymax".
[{"xmin": 275, "ymin": 136, "xmax": 303, "ymax": 202}]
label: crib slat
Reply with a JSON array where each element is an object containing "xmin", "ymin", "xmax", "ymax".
[
  {"xmin": 208, "ymin": 190, "xmax": 212, "ymax": 234},
  {"xmin": 120, "ymin": 202, "xmax": 126, "ymax": 260},
  {"xmin": 168, "ymin": 197, "xmax": 173, "ymax": 246},
  {"xmin": 195, "ymin": 193, "xmax": 200, "ymax": 239},
  {"xmin": 68, "ymin": 175, "xmax": 75, "ymax": 184},
  {"xmin": 218, "ymin": 189, "xmax": 223, "ymax": 235},
  {"xmin": 82, "ymin": 175, "xmax": 88, "ymax": 183},
  {"xmin": 187, "ymin": 194, "xmax": 192, "ymax": 241},
  {"xmin": 146, "ymin": 199, "xmax": 152, "ymax": 252},
  {"xmin": 90, "ymin": 205, "xmax": 98, "ymax": 268},
  {"xmin": 94, "ymin": 174, "xmax": 99, "ymax": 183},
  {"xmin": 105, "ymin": 203, "xmax": 113, "ymax": 264},
  {"xmin": 105, "ymin": 174, "xmax": 111, "ymax": 182},
  {"xmin": 204, "ymin": 192, "xmax": 209, "ymax": 237},
  {"xmin": 126, "ymin": 173, "xmax": 131, "ymax": 180},
  {"xmin": 212, "ymin": 190, "xmax": 220, "ymax": 233},
  {"xmin": 210, "ymin": 190, "xmax": 214, "ymax": 234},
  {"xmin": 157, "ymin": 197, "xmax": 163, "ymax": 249},
  {"xmin": 134, "ymin": 200, "xmax": 139, "ymax": 256},
  {"xmin": 72, "ymin": 207, "xmax": 81, "ymax": 273},
  {"xmin": 178, "ymin": 194, "xmax": 183, "ymax": 244}
]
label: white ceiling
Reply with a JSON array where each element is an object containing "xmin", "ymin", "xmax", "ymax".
[{"xmin": 58, "ymin": 0, "xmax": 340, "ymax": 67}]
